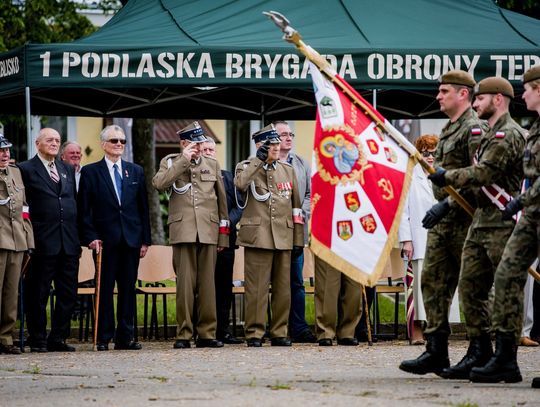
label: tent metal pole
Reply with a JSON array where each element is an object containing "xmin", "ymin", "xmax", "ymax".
[
  {"xmin": 373, "ymin": 89, "xmax": 377, "ymax": 110},
  {"xmin": 25, "ymin": 87, "xmax": 32, "ymax": 160}
]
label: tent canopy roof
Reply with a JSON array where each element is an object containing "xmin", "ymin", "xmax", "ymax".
[{"xmin": 0, "ymin": 0, "xmax": 538, "ymax": 119}]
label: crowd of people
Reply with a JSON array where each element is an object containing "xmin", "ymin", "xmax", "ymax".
[{"xmin": 0, "ymin": 64, "xmax": 539, "ymax": 387}]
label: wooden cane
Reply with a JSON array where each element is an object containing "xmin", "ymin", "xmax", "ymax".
[
  {"xmin": 18, "ymin": 252, "xmax": 32, "ymax": 352},
  {"xmin": 361, "ymin": 285, "xmax": 373, "ymax": 346},
  {"xmin": 92, "ymin": 248, "xmax": 103, "ymax": 351}
]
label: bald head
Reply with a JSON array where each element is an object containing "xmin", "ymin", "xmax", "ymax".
[{"xmin": 36, "ymin": 128, "xmax": 61, "ymax": 161}]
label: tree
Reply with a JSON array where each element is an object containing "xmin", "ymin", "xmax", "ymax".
[{"xmin": 496, "ymin": 0, "xmax": 540, "ymax": 19}]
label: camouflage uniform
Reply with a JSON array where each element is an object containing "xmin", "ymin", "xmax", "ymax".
[
  {"xmin": 422, "ymin": 107, "xmax": 483, "ymax": 336},
  {"xmin": 491, "ymin": 118, "xmax": 540, "ymax": 340},
  {"xmin": 444, "ymin": 112, "xmax": 526, "ymax": 337}
]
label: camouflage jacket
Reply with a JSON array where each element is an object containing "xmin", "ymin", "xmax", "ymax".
[
  {"xmin": 445, "ymin": 112, "xmax": 526, "ymax": 228},
  {"xmin": 520, "ymin": 118, "xmax": 540, "ymax": 210},
  {"xmin": 433, "ymin": 107, "xmax": 484, "ymax": 223}
]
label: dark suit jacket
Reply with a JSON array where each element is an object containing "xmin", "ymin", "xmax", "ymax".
[
  {"xmin": 78, "ymin": 158, "xmax": 151, "ymax": 249},
  {"xmin": 222, "ymin": 169, "xmax": 243, "ymax": 249},
  {"xmin": 18, "ymin": 155, "xmax": 80, "ymax": 256}
]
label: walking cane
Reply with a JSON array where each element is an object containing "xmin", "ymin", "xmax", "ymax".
[
  {"xmin": 18, "ymin": 252, "xmax": 31, "ymax": 353},
  {"xmin": 361, "ymin": 286, "xmax": 373, "ymax": 346},
  {"xmin": 93, "ymin": 247, "xmax": 103, "ymax": 351}
]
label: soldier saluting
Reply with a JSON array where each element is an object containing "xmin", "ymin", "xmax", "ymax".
[
  {"xmin": 235, "ymin": 124, "xmax": 304, "ymax": 347},
  {"xmin": 153, "ymin": 121, "xmax": 229, "ymax": 349},
  {"xmin": 428, "ymin": 77, "xmax": 527, "ymax": 380}
]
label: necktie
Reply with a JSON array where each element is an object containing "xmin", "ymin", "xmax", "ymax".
[
  {"xmin": 113, "ymin": 163, "xmax": 122, "ymax": 201},
  {"xmin": 49, "ymin": 162, "xmax": 59, "ymax": 183}
]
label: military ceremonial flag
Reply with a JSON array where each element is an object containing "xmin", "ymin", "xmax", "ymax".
[{"xmin": 309, "ymin": 63, "xmax": 415, "ymax": 286}]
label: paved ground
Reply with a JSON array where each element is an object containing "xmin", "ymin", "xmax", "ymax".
[{"xmin": 0, "ymin": 340, "xmax": 539, "ymax": 407}]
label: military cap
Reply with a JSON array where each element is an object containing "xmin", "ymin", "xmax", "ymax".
[
  {"xmin": 439, "ymin": 70, "xmax": 476, "ymax": 88},
  {"xmin": 176, "ymin": 121, "xmax": 207, "ymax": 143},
  {"xmin": 0, "ymin": 134, "xmax": 12, "ymax": 149},
  {"xmin": 252, "ymin": 124, "xmax": 281, "ymax": 144},
  {"xmin": 523, "ymin": 65, "xmax": 540, "ymax": 84},
  {"xmin": 474, "ymin": 77, "xmax": 514, "ymax": 98}
]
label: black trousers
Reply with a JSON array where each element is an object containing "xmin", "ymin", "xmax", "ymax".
[
  {"xmin": 97, "ymin": 243, "xmax": 140, "ymax": 344},
  {"xmin": 24, "ymin": 251, "xmax": 79, "ymax": 346},
  {"xmin": 214, "ymin": 249, "xmax": 235, "ymax": 337}
]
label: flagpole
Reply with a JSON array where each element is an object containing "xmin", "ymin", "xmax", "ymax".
[{"xmin": 264, "ymin": 11, "xmax": 540, "ymax": 283}]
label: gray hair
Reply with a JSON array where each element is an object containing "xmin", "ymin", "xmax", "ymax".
[
  {"xmin": 60, "ymin": 140, "xmax": 81, "ymax": 155},
  {"xmin": 100, "ymin": 125, "xmax": 125, "ymax": 142}
]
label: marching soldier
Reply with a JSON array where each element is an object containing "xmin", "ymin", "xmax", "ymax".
[
  {"xmin": 400, "ymin": 70, "xmax": 484, "ymax": 375},
  {"xmin": 428, "ymin": 77, "xmax": 526, "ymax": 379},
  {"xmin": 153, "ymin": 122, "xmax": 229, "ymax": 349},
  {"xmin": 235, "ymin": 124, "xmax": 304, "ymax": 347},
  {"xmin": 0, "ymin": 135, "xmax": 34, "ymax": 354},
  {"xmin": 470, "ymin": 66, "xmax": 540, "ymax": 384}
]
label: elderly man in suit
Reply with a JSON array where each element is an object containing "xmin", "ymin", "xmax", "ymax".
[
  {"xmin": 153, "ymin": 122, "xmax": 229, "ymax": 349},
  {"xmin": 19, "ymin": 128, "xmax": 80, "ymax": 353},
  {"xmin": 235, "ymin": 124, "xmax": 304, "ymax": 347},
  {"xmin": 78, "ymin": 125, "xmax": 151, "ymax": 351}
]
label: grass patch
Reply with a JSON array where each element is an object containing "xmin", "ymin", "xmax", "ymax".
[
  {"xmin": 148, "ymin": 376, "xmax": 168, "ymax": 383},
  {"xmin": 268, "ymin": 380, "xmax": 292, "ymax": 390},
  {"xmin": 23, "ymin": 364, "xmax": 41, "ymax": 375}
]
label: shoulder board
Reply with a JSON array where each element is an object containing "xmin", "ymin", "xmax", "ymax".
[
  {"xmin": 494, "ymin": 131, "xmax": 505, "ymax": 139},
  {"xmin": 163, "ymin": 153, "xmax": 180, "ymax": 161},
  {"xmin": 471, "ymin": 128, "xmax": 482, "ymax": 135},
  {"xmin": 202, "ymin": 155, "xmax": 216, "ymax": 162},
  {"xmin": 280, "ymin": 161, "xmax": 293, "ymax": 168},
  {"xmin": 8, "ymin": 163, "xmax": 17, "ymax": 168}
]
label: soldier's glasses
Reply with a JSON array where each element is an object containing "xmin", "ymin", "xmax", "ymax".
[
  {"xmin": 107, "ymin": 138, "xmax": 127, "ymax": 145},
  {"xmin": 421, "ymin": 150, "xmax": 435, "ymax": 157},
  {"xmin": 279, "ymin": 133, "xmax": 295, "ymax": 139}
]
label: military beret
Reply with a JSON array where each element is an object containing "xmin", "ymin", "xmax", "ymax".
[
  {"xmin": 0, "ymin": 134, "xmax": 13, "ymax": 149},
  {"xmin": 523, "ymin": 65, "xmax": 540, "ymax": 84},
  {"xmin": 252, "ymin": 124, "xmax": 281, "ymax": 144},
  {"xmin": 474, "ymin": 77, "xmax": 514, "ymax": 98},
  {"xmin": 439, "ymin": 70, "xmax": 476, "ymax": 88},
  {"xmin": 176, "ymin": 121, "xmax": 207, "ymax": 143}
]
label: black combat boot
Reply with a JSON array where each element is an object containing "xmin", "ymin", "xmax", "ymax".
[
  {"xmin": 399, "ymin": 333, "xmax": 450, "ymax": 375},
  {"xmin": 469, "ymin": 332, "xmax": 522, "ymax": 383},
  {"xmin": 440, "ymin": 333, "xmax": 493, "ymax": 379}
]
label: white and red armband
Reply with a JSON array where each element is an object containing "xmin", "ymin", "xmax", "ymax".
[
  {"xmin": 22, "ymin": 205, "xmax": 30, "ymax": 220},
  {"xmin": 292, "ymin": 208, "xmax": 304, "ymax": 224},
  {"xmin": 219, "ymin": 219, "xmax": 230, "ymax": 235}
]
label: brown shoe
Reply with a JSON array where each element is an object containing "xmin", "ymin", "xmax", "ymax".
[
  {"xmin": 0, "ymin": 344, "xmax": 22, "ymax": 355},
  {"xmin": 519, "ymin": 337, "xmax": 539, "ymax": 347}
]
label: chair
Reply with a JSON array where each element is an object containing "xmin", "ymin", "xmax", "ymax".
[
  {"xmin": 136, "ymin": 245, "xmax": 176, "ymax": 340},
  {"xmin": 302, "ymin": 247, "xmax": 315, "ymax": 295},
  {"xmin": 231, "ymin": 246, "xmax": 245, "ymax": 335},
  {"xmin": 76, "ymin": 247, "xmax": 97, "ymax": 341},
  {"xmin": 372, "ymin": 277, "xmax": 404, "ymax": 339}
]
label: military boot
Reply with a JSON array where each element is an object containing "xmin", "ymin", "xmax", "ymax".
[
  {"xmin": 399, "ymin": 333, "xmax": 450, "ymax": 375},
  {"xmin": 440, "ymin": 333, "xmax": 492, "ymax": 379},
  {"xmin": 469, "ymin": 332, "xmax": 522, "ymax": 383}
]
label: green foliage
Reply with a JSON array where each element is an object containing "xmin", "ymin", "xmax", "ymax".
[
  {"xmin": 0, "ymin": 0, "xmax": 97, "ymax": 52},
  {"xmin": 496, "ymin": 0, "xmax": 540, "ymax": 19}
]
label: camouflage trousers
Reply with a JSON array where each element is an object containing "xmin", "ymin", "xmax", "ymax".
[
  {"xmin": 458, "ymin": 226, "xmax": 514, "ymax": 338},
  {"xmin": 422, "ymin": 221, "xmax": 470, "ymax": 336},
  {"xmin": 492, "ymin": 211, "xmax": 540, "ymax": 341}
]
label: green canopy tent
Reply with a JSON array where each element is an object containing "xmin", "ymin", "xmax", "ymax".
[{"xmin": 0, "ymin": 0, "xmax": 538, "ymax": 123}]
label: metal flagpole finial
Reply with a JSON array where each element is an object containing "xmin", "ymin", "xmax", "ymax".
[{"xmin": 263, "ymin": 11, "xmax": 301, "ymax": 43}]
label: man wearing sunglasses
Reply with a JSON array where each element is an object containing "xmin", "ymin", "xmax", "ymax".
[{"xmin": 78, "ymin": 125, "xmax": 151, "ymax": 351}]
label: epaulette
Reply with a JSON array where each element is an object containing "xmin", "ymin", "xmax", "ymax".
[
  {"xmin": 280, "ymin": 160, "xmax": 293, "ymax": 167},
  {"xmin": 8, "ymin": 163, "xmax": 17, "ymax": 167},
  {"xmin": 163, "ymin": 153, "xmax": 181, "ymax": 161}
]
